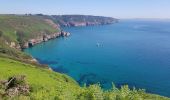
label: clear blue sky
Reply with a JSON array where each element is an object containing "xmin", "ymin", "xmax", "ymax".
[{"xmin": 0, "ymin": 0, "xmax": 170, "ymax": 18}]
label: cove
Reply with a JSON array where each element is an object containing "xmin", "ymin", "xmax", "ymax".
[{"xmin": 24, "ymin": 19, "xmax": 170, "ymax": 97}]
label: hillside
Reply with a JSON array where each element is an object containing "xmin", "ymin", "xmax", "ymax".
[
  {"xmin": 0, "ymin": 57, "xmax": 169, "ymax": 100},
  {"xmin": 0, "ymin": 57, "xmax": 80, "ymax": 100},
  {"xmin": 37, "ymin": 14, "xmax": 118, "ymax": 27},
  {"xmin": 53, "ymin": 15, "xmax": 118, "ymax": 27},
  {"xmin": 0, "ymin": 14, "xmax": 169, "ymax": 100},
  {"xmin": 0, "ymin": 14, "xmax": 61, "ymax": 49}
]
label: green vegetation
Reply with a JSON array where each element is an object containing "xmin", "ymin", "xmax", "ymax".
[
  {"xmin": 0, "ymin": 57, "xmax": 169, "ymax": 100},
  {"xmin": 38, "ymin": 14, "xmax": 118, "ymax": 27},
  {"xmin": 0, "ymin": 38, "xmax": 30, "ymax": 59},
  {"xmin": 0, "ymin": 57, "xmax": 80, "ymax": 100},
  {"xmin": 0, "ymin": 14, "xmax": 59, "ymax": 44},
  {"xmin": 52, "ymin": 15, "xmax": 116, "ymax": 25},
  {"xmin": 0, "ymin": 14, "xmax": 169, "ymax": 99}
]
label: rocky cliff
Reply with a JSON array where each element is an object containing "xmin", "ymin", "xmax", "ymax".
[
  {"xmin": 52, "ymin": 15, "xmax": 118, "ymax": 27},
  {"xmin": 36, "ymin": 14, "xmax": 118, "ymax": 27},
  {"xmin": 23, "ymin": 31, "xmax": 70, "ymax": 48},
  {"xmin": 0, "ymin": 14, "xmax": 70, "ymax": 49},
  {"xmin": 0, "ymin": 14, "xmax": 117, "ymax": 49}
]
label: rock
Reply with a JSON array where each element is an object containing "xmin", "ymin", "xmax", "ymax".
[
  {"xmin": 6, "ymin": 87, "xmax": 19, "ymax": 97},
  {"xmin": 23, "ymin": 42, "xmax": 29, "ymax": 49},
  {"xmin": 66, "ymin": 32, "xmax": 71, "ymax": 37},
  {"xmin": 30, "ymin": 58, "xmax": 38, "ymax": 63},
  {"xmin": 20, "ymin": 31, "xmax": 70, "ymax": 49},
  {"xmin": 0, "ymin": 75, "xmax": 30, "ymax": 97},
  {"xmin": 5, "ymin": 40, "xmax": 9, "ymax": 45},
  {"xmin": 10, "ymin": 42, "xmax": 16, "ymax": 48},
  {"xmin": 15, "ymin": 44, "xmax": 21, "ymax": 50},
  {"xmin": 61, "ymin": 31, "xmax": 71, "ymax": 37},
  {"xmin": 4, "ymin": 75, "xmax": 30, "ymax": 97},
  {"xmin": 48, "ymin": 67, "xmax": 53, "ymax": 71},
  {"xmin": 17, "ymin": 84, "xmax": 30, "ymax": 95}
]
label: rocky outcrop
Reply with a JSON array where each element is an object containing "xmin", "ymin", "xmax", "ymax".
[
  {"xmin": 4, "ymin": 28, "xmax": 70, "ymax": 50},
  {"xmin": 23, "ymin": 33, "xmax": 59, "ymax": 48},
  {"xmin": 61, "ymin": 31, "xmax": 71, "ymax": 37},
  {"xmin": 10, "ymin": 42, "xmax": 21, "ymax": 50},
  {"xmin": 2, "ymin": 40, "xmax": 21, "ymax": 50},
  {"xmin": 22, "ymin": 31, "xmax": 70, "ymax": 49}
]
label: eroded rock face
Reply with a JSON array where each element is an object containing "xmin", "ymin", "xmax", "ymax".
[
  {"xmin": 61, "ymin": 31, "xmax": 71, "ymax": 37},
  {"xmin": 20, "ymin": 32, "xmax": 60, "ymax": 49},
  {"xmin": 23, "ymin": 42, "xmax": 29, "ymax": 48},
  {"xmin": 1, "ymin": 19, "xmax": 71, "ymax": 50},
  {"xmin": 4, "ymin": 41, "xmax": 21, "ymax": 50},
  {"xmin": 4, "ymin": 31, "xmax": 70, "ymax": 50},
  {"xmin": 22, "ymin": 31, "xmax": 70, "ymax": 49}
]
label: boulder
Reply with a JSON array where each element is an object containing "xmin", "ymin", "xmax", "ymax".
[{"xmin": 61, "ymin": 31, "xmax": 71, "ymax": 37}]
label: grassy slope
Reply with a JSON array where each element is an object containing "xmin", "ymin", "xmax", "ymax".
[
  {"xmin": 0, "ymin": 57, "xmax": 169, "ymax": 100},
  {"xmin": 0, "ymin": 57, "xmax": 80, "ymax": 100},
  {"xmin": 0, "ymin": 14, "xmax": 58, "ymax": 43},
  {"xmin": 0, "ymin": 14, "xmax": 60, "ymax": 63},
  {"xmin": 0, "ymin": 57, "xmax": 168, "ymax": 100}
]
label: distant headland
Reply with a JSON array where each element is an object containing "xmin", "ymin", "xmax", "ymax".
[{"xmin": 34, "ymin": 14, "xmax": 118, "ymax": 27}]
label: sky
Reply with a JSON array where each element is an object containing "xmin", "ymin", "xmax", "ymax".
[{"xmin": 0, "ymin": 0, "xmax": 170, "ymax": 19}]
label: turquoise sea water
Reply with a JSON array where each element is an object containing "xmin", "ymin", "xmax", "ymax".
[{"xmin": 24, "ymin": 20, "xmax": 170, "ymax": 97}]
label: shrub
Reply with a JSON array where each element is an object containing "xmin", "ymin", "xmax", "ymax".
[
  {"xmin": 0, "ymin": 31, "xmax": 3, "ymax": 37},
  {"xmin": 77, "ymin": 84, "xmax": 104, "ymax": 100}
]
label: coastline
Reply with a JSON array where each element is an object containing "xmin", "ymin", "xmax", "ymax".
[
  {"xmin": 23, "ymin": 23, "xmax": 115, "ymax": 69},
  {"xmin": 22, "ymin": 31, "xmax": 70, "ymax": 49},
  {"xmin": 0, "ymin": 15, "xmax": 170, "ymax": 99}
]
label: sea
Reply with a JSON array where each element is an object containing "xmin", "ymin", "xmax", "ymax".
[{"xmin": 24, "ymin": 19, "xmax": 170, "ymax": 97}]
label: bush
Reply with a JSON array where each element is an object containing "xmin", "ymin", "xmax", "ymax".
[
  {"xmin": 0, "ymin": 31, "xmax": 3, "ymax": 37},
  {"xmin": 7, "ymin": 75, "xmax": 27, "ymax": 89},
  {"xmin": 16, "ymin": 31, "xmax": 26, "ymax": 44},
  {"xmin": 77, "ymin": 84, "xmax": 104, "ymax": 100}
]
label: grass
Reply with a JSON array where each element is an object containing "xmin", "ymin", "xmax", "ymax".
[
  {"xmin": 0, "ymin": 57, "xmax": 80, "ymax": 100},
  {"xmin": 0, "ymin": 14, "xmax": 59, "ymax": 43},
  {"xmin": 0, "ymin": 57, "xmax": 169, "ymax": 100}
]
